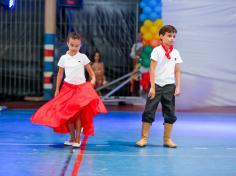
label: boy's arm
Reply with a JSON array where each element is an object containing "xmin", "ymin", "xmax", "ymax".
[
  {"xmin": 149, "ymin": 59, "xmax": 157, "ymax": 99},
  {"xmin": 85, "ymin": 64, "xmax": 96, "ymax": 86},
  {"xmin": 175, "ymin": 63, "xmax": 181, "ymax": 96},
  {"xmin": 55, "ymin": 67, "xmax": 64, "ymax": 97}
]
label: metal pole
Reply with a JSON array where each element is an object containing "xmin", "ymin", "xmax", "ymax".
[
  {"xmin": 102, "ymin": 77, "xmax": 132, "ymax": 100},
  {"xmin": 96, "ymin": 71, "xmax": 135, "ymax": 91}
]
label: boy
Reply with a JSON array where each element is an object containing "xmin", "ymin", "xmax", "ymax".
[{"xmin": 136, "ymin": 25, "xmax": 183, "ymax": 148}]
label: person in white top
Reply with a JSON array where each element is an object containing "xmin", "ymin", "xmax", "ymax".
[
  {"xmin": 136, "ymin": 25, "xmax": 183, "ymax": 148},
  {"xmin": 31, "ymin": 32, "xmax": 107, "ymax": 148},
  {"xmin": 129, "ymin": 33, "xmax": 143, "ymax": 96}
]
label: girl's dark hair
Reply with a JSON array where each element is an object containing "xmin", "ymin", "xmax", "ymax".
[
  {"xmin": 67, "ymin": 32, "xmax": 81, "ymax": 41},
  {"xmin": 91, "ymin": 50, "xmax": 102, "ymax": 63},
  {"xmin": 159, "ymin": 25, "xmax": 177, "ymax": 36}
]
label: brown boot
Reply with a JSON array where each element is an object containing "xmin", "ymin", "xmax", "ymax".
[
  {"xmin": 163, "ymin": 123, "xmax": 177, "ymax": 148},
  {"xmin": 136, "ymin": 122, "xmax": 151, "ymax": 147}
]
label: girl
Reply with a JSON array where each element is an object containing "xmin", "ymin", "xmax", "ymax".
[
  {"xmin": 91, "ymin": 51, "xmax": 106, "ymax": 89},
  {"xmin": 31, "ymin": 32, "xmax": 107, "ymax": 147}
]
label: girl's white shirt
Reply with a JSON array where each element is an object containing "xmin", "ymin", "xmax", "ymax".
[{"xmin": 58, "ymin": 52, "xmax": 90, "ymax": 85}]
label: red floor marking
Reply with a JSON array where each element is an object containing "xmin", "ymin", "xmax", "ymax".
[{"xmin": 71, "ymin": 135, "xmax": 89, "ymax": 176}]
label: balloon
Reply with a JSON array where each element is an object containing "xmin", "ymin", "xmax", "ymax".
[
  {"xmin": 140, "ymin": 25, "xmax": 148, "ymax": 34},
  {"xmin": 153, "ymin": 34, "xmax": 160, "ymax": 40},
  {"xmin": 143, "ymin": 32, "xmax": 152, "ymax": 41},
  {"xmin": 150, "ymin": 39, "xmax": 161, "ymax": 47},
  {"xmin": 143, "ymin": 46, "xmax": 153, "ymax": 54},
  {"xmin": 142, "ymin": 40, "xmax": 150, "ymax": 46},
  {"xmin": 140, "ymin": 1, "xmax": 146, "ymax": 8},
  {"xmin": 140, "ymin": 52, "xmax": 149, "ymax": 60},
  {"xmin": 155, "ymin": 1, "xmax": 162, "ymax": 6},
  {"xmin": 154, "ymin": 19, "xmax": 163, "ymax": 28},
  {"xmin": 154, "ymin": 6, "xmax": 162, "ymax": 14},
  {"xmin": 140, "ymin": 57, "xmax": 151, "ymax": 68},
  {"xmin": 156, "ymin": 0, "xmax": 162, "ymax": 3},
  {"xmin": 139, "ymin": 14, "xmax": 147, "ymax": 22},
  {"xmin": 149, "ymin": 12, "xmax": 158, "ymax": 21},
  {"xmin": 143, "ymin": 19, "xmax": 153, "ymax": 27},
  {"xmin": 140, "ymin": 72, "xmax": 150, "ymax": 92},
  {"xmin": 149, "ymin": 0, "xmax": 157, "ymax": 7},
  {"xmin": 143, "ymin": 6, "xmax": 152, "ymax": 14},
  {"xmin": 150, "ymin": 25, "xmax": 158, "ymax": 34},
  {"xmin": 139, "ymin": 46, "xmax": 154, "ymax": 68}
]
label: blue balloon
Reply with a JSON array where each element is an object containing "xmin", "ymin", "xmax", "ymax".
[
  {"xmin": 155, "ymin": 0, "xmax": 162, "ymax": 4},
  {"xmin": 154, "ymin": 6, "xmax": 162, "ymax": 14},
  {"xmin": 143, "ymin": 6, "xmax": 152, "ymax": 14},
  {"xmin": 154, "ymin": 12, "xmax": 162, "ymax": 19},
  {"xmin": 139, "ymin": 14, "xmax": 147, "ymax": 22},
  {"xmin": 156, "ymin": 1, "xmax": 162, "ymax": 6},
  {"xmin": 140, "ymin": 1, "xmax": 146, "ymax": 9},
  {"xmin": 149, "ymin": 0, "xmax": 157, "ymax": 7},
  {"xmin": 149, "ymin": 12, "xmax": 158, "ymax": 21}
]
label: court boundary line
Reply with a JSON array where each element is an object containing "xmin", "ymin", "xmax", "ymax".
[{"xmin": 71, "ymin": 135, "xmax": 89, "ymax": 176}]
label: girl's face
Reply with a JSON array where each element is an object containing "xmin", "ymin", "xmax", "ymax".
[
  {"xmin": 67, "ymin": 38, "xmax": 81, "ymax": 56},
  {"xmin": 160, "ymin": 32, "xmax": 176, "ymax": 47},
  {"xmin": 94, "ymin": 52, "xmax": 100, "ymax": 62}
]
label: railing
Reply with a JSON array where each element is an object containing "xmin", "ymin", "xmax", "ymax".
[{"xmin": 0, "ymin": 0, "xmax": 44, "ymax": 100}]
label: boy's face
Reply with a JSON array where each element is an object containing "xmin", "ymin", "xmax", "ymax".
[
  {"xmin": 67, "ymin": 38, "xmax": 81, "ymax": 55},
  {"xmin": 160, "ymin": 32, "xmax": 176, "ymax": 46}
]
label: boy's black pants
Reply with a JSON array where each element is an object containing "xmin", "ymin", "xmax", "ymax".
[{"xmin": 142, "ymin": 84, "xmax": 176, "ymax": 124}]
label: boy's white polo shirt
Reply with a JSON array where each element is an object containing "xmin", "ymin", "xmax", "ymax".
[
  {"xmin": 150, "ymin": 45, "xmax": 183, "ymax": 87},
  {"xmin": 58, "ymin": 52, "xmax": 90, "ymax": 85}
]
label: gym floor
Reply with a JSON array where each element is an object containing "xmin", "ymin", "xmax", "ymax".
[{"xmin": 0, "ymin": 109, "xmax": 236, "ymax": 176}]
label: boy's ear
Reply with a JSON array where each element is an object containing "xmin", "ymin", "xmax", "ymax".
[{"xmin": 159, "ymin": 34, "xmax": 163, "ymax": 40}]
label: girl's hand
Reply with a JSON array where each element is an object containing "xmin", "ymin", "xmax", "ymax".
[
  {"xmin": 90, "ymin": 79, "xmax": 96, "ymax": 86},
  {"xmin": 54, "ymin": 90, "xmax": 59, "ymax": 97},
  {"xmin": 148, "ymin": 86, "xmax": 155, "ymax": 100}
]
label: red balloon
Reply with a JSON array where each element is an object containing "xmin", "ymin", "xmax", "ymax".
[
  {"xmin": 140, "ymin": 72, "xmax": 150, "ymax": 92},
  {"xmin": 150, "ymin": 39, "xmax": 160, "ymax": 47}
]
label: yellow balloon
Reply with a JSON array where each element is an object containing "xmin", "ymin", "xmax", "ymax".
[
  {"xmin": 154, "ymin": 19, "xmax": 163, "ymax": 28},
  {"xmin": 143, "ymin": 19, "xmax": 153, "ymax": 28},
  {"xmin": 154, "ymin": 34, "xmax": 160, "ymax": 40},
  {"xmin": 143, "ymin": 32, "xmax": 153, "ymax": 41},
  {"xmin": 140, "ymin": 25, "xmax": 148, "ymax": 34},
  {"xmin": 150, "ymin": 26, "xmax": 158, "ymax": 34}
]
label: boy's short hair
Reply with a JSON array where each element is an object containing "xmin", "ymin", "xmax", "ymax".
[
  {"xmin": 159, "ymin": 25, "xmax": 177, "ymax": 36},
  {"xmin": 67, "ymin": 32, "xmax": 81, "ymax": 41}
]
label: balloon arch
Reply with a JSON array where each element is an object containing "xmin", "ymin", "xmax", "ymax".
[{"xmin": 139, "ymin": 0, "xmax": 163, "ymax": 92}]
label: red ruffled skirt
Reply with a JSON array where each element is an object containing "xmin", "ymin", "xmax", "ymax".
[{"xmin": 31, "ymin": 81, "xmax": 107, "ymax": 136}]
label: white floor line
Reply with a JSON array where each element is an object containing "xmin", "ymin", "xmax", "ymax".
[
  {"xmin": 226, "ymin": 147, "xmax": 236, "ymax": 150},
  {"xmin": 192, "ymin": 147, "xmax": 209, "ymax": 149}
]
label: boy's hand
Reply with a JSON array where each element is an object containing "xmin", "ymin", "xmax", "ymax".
[
  {"xmin": 175, "ymin": 86, "xmax": 180, "ymax": 96},
  {"xmin": 148, "ymin": 86, "xmax": 155, "ymax": 100}
]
